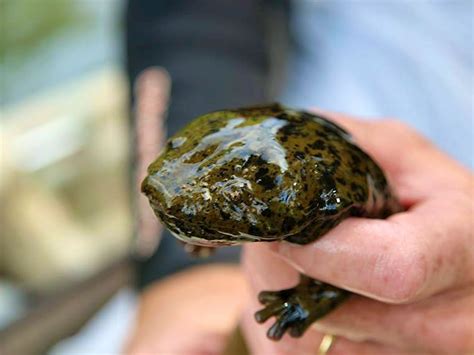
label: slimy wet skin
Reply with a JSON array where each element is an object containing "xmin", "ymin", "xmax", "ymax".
[{"xmin": 142, "ymin": 104, "xmax": 402, "ymax": 340}]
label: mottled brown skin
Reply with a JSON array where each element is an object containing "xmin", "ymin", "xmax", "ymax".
[{"xmin": 142, "ymin": 104, "xmax": 402, "ymax": 340}]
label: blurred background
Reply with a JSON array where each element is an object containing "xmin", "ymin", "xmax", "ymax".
[
  {"xmin": 1, "ymin": 1, "xmax": 133, "ymax": 353},
  {"xmin": 1, "ymin": 1, "xmax": 472, "ymax": 354}
]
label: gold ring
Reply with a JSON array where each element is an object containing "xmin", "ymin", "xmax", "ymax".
[{"xmin": 318, "ymin": 334, "xmax": 336, "ymax": 355}]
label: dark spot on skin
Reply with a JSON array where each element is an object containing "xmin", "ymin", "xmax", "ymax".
[
  {"xmin": 318, "ymin": 131, "xmax": 329, "ymax": 140},
  {"xmin": 328, "ymin": 145, "xmax": 340, "ymax": 159},
  {"xmin": 255, "ymin": 167, "xmax": 269, "ymax": 180},
  {"xmin": 202, "ymin": 226, "xmax": 215, "ymax": 236},
  {"xmin": 281, "ymin": 216, "xmax": 296, "ymax": 233},
  {"xmin": 350, "ymin": 152, "xmax": 361, "ymax": 165},
  {"xmin": 279, "ymin": 123, "xmax": 300, "ymax": 137},
  {"xmin": 319, "ymin": 172, "xmax": 336, "ymax": 191},
  {"xmin": 219, "ymin": 210, "xmax": 230, "ymax": 220},
  {"xmin": 248, "ymin": 224, "xmax": 262, "ymax": 236},
  {"xmin": 244, "ymin": 155, "xmax": 267, "ymax": 169},
  {"xmin": 309, "ymin": 139, "xmax": 326, "ymax": 150},
  {"xmin": 310, "ymin": 199, "xmax": 321, "ymax": 210},
  {"xmin": 254, "ymin": 166, "xmax": 277, "ymax": 190},
  {"xmin": 294, "ymin": 151, "xmax": 306, "ymax": 160},
  {"xmin": 257, "ymin": 175, "xmax": 276, "ymax": 190},
  {"xmin": 352, "ymin": 167, "xmax": 364, "ymax": 176}
]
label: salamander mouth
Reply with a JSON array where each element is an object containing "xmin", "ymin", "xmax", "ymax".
[
  {"xmin": 145, "ymin": 196, "xmax": 279, "ymax": 246},
  {"xmin": 163, "ymin": 212, "xmax": 280, "ymax": 246},
  {"xmin": 168, "ymin": 229, "xmax": 243, "ymax": 247},
  {"xmin": 143, "ymin": 174, "xmax": 287, "ymax": 245}
]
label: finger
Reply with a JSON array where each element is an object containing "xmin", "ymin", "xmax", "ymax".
[
  {"xmin": 241, "ymin": 295, "xmax": 405, "ymax": 355},
  {"xmin": 327, "ymin": 334, "xmax": 416, "ymax": 355},
  {"xmin": 313, "ymin": 287, "xmax": 474, "ymax": 354},
  {"xmin": 242, "ymin": 241, "xmax": 300, "ymax": 291},
  {"xmin": 243, "ymin": 245, "xmax": 474, "ymax": 354},
  {"xmin": 268, "ymin": 194, "xmax": 474, "ymax": 303},
  {"xmin": 134, "ymin": 67, "xmax": 170, "ymax": 256},
  {"xmin": 241, "ymin": 298, "xmax": 322, "ymax": 355}
]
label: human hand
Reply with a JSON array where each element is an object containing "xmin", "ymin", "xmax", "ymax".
[
  {"xmin": 125, "ymin": 264, "xmax": 248, "ymax": 355},
  {"xmin": 241, "ymin": 114, "xmax": 474, "ymax": 354}
]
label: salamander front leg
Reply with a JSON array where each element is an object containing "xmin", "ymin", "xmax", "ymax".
[{"xmin": 255, "ymin": 275, "xmax": 350, "ymax": 340}]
